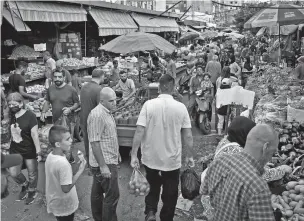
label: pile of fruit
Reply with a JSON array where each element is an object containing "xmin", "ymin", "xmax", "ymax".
[
  {"xmin": 61, "ymin": 58, "xmax": 85, "ymax": 67},
  {"xmin": 26, "ymin": 98, "xmax": 52, "ymax": 115},
  {"xmin": 9, "ymin": 45, "xmax": 41, "ymax": 59},
  {"xmin": 271, "ymin": 180, "xmax": 304, "ymax": 220},
  {"xmin": 113, "ymin": 101, "xmax": 142, "ymax": 125},
  {"xmin": 26, "ymin": 85, "xmax": 46, "ymax": 94},
  {"xmin": 128, "ymin": 169, "xmax": 150, "ymax": 196}
]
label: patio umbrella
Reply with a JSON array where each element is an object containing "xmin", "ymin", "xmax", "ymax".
[
  {"xmin": 244, "ymin": 4, "xmax": 304, "ymax": 28},
  {"xmin": 179, "ymin": 32, "xmax": 200, "ymax": 42},
  {"xmin": 244, "ymin": 4, "xmax": 304, "ymax": 63},
  {"xmin": 100, "ymin": 32, "xmax": 176, "ymax": 54}
]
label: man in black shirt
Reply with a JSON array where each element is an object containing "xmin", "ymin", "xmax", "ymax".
[{"xmin": 8, "ymin": 61, "xmax": 39, "ymax": 100}]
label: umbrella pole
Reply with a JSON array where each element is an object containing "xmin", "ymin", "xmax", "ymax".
[
  {"xmin": 138, "ymin": 51, "xmax": 141, "ymax": 83},
  {"xmin": 278, "ymin": 25, "xmax": 281, "ymax": 65}
]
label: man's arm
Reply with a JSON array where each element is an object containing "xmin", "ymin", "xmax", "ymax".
[
  {"xmin": 131, "ymin": 125, "xmax": 145, "ymax": 157},
  {"xmin": 125, "ymin": 80, "xmax": 136, "ymax": 100},
  {"xmin": 172, "ymin": 63, "xmax": 177, "ymax": 76},
  {"xmin": 181, "ymin": 128, "xmax": 194, "ymax": 159},
  {"xmin": 91, "ymin": 141, "xmax": 107, "ymax": 168},
  {"xmin": 31, "ymin": 125, "xmax": 41, "ymax": 154},
  {"xmin": 18, "ymin": 86, "xmax": 38, "ymax": 100}
]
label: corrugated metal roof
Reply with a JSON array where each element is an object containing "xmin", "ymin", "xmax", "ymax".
[
  {"xmin": 89, "ymin": 8, "xmax": 138, "ymax": 36},
  {"xmin": 8, "ymin": 1, "xmax": 87, "ymax": 22}
]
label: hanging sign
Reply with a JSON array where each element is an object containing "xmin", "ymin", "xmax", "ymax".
[{"xmin": 34, "ymin": 43, "xmax": 46, "ymax": 52}]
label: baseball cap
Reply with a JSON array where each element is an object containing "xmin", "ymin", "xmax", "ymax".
[{"xmin": 1, "ymin": 153, "xmax": 22, "ymax": 169}]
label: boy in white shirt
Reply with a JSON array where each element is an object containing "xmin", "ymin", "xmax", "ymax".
[{"xmin": 45, "ymin": 125, "xmax": 86, "ymax": 221}]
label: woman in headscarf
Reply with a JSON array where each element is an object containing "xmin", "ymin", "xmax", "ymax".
[{"xmin": 215, "ymin": 116, "xmax": 291, "ymax": 182}]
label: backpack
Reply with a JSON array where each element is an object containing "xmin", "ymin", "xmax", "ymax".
[{"xmin": 217, "ymin": 79, "xmax": 231, "ymax": 115}]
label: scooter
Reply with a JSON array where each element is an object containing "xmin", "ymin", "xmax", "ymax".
[
  {"xmin": 177, "ymin": 68, "xmax": 192, "ymax": 94},
  {"xmin": 193, "ymin": 89, "xmax": 212, "ymax": 135}
]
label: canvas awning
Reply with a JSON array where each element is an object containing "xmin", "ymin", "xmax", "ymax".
[
  {"xmin": 7, "ymin": 1, "xmax": 87, "ymax": 22},
  {"xmin": 3, "ymin": 7, "xmax": 31, "ymax": 31},
  {"xmin": 89, "ymin": 8, "xmax": 138, "ymax": 36},
  {"xmin": 131, "ymin": 13, "xmax": 161, "ymax": 32},
  {"xmin": 153, "ymin": 17, "xmax": 179, "ymax": 32}
]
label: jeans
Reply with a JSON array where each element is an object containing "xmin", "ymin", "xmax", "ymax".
[
  {"xmin": 81, "ymin": 124, "xmax": 89, "ymax": 163},
  {"xmin": 91, "ymin": 165, "xmax": 120, "ymax": 221},
  {"xmin": 56, "ymin": 213, "xmax": 74, "ymax": 221},
  {"xmin": 144, "ymin": 165, "xmax": 180, "ymax": 221},
  {"xmin": 9, "ymin": 159, "xmax": 38, "ymax": 191},
  {"xmin": 187, "ymin": 94, "xmax": 196, "ymax": 117}
]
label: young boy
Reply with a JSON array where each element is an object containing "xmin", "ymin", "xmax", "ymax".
[{"xmin": 45, "ymin": 125, "xmax": 86, "ymax": 221}]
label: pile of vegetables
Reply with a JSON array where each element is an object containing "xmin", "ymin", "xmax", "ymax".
[
  {"xmin": 9, "ymin": 45, "xmax": 41, "ymax": 59},
  {"xmin": 128, "ymin": 169, "xmax": 150, "ymax": 196},
  {"xmin": 271, "ymin": 121, "xmax": 304, "ymax": 178},
  {"xmin": 271, "ymin": 180, "xmax": 304, "ymax": 220}
]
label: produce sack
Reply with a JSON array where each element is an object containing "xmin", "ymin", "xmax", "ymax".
[
  {"xmin": 128, "ymin": 168, "xmax": 150, "ymax": 196},
  {"xmin": 181, "ymin": 169, "xmax": 201, "ymax": 200},
  {"xmin": 287, "ymin": 105, "xmax": 304, "ymax": 123}
]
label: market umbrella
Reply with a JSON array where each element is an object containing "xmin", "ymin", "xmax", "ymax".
[
  {"xmin": 179, "ymin": 32, "xmax": 200, "ymax": 42},
  {"xmin": 100, "ymin": 32, "xmax": 176, "ymax": 54},
  {"xmin": 226, "ymin": 32, "xmax": 245, "ymax": 39},
  {"xmin": 244, "ymin": 4, "xmax": 304, "ymax": 29},
  {"xmin": 200, "ymin": 30, "xmax": 219, "ymax": 39}
]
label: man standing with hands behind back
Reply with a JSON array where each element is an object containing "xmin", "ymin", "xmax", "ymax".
[
  {"xmin": 87, "ymin": 87, "xmax": 120, "ymax": 221},
  {"xmin": 131, "ymin": 74, "xmax": 195, "ymax": 221}
]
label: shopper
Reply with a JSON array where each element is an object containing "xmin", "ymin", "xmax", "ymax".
[
  {"xmin": 80, "ymin": 68, "xmax": 104, "ymax": 164},
  {"xmin": 55, "ymin": 60, "xmax": 72, "ymax": 86},
  {"xmin": 229, "ymin": 55, "xmax": 241, "ymax": 78},
  {"xmin": 131, "ymin": 74, "xmax": 194, "ymax": 221},
  {"xmin": 243, "ymin": 56, "xmax": 253, "ymax": 71},
  {"xmin": 8, "ymin": 61, "xmax": 39, "ymax": 100},
  {"xmin": 1, "ymin": 153, "xmax": 23, "ymax": 199},
  {"xmin": 188, "ymin": 65, "xmax": 204, "ymax": 116},
  {"xmin": 109, "ymin": 60, "xmax": 120, "ymax": 86},
  {"xmin": 113, "ymin": 70, "xmax": 136, "ymax": 106},
  {"xmin": 43, "ymin": 51, "xmax": 56, "ymax": 72},
  {"xmin": 7, "ymin": 92, "xmax": 41, "ymax": 204},
  {"xmin": 45, "ymin": 125, "xmax": 86, "ymax": 221},
  {"xmin": 205, "ymin": 55, "xmax": 222, "ymax": 91},
  {"xmin": 41, "ymin": 69, "xmax": 80, "ymax": 163},
  {"xmin": 295, "ymin": 56, "xmax": 304, "ymax": 80},
  {"xmin": 87, "ymin": 87, "xmax": 120, "ymax": 221},
  {"xmin": 165, "ymin": 54, "xmax": 177, "ymax": 79},
  {"xmin": 201, "ymin": 124, "xmax": 280, "ymax": 221}
]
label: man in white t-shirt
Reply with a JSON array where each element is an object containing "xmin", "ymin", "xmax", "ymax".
[
  {"xmin": 131, "ymin": 74, "xmax": 195, "ymax": 221},
  {"xmin": 45, "ymin": 125, "xmax": 86, "ymax": 221},
  {"xmin": 113, "ymin": 70, "xmax": 136, "ymax": 106}
]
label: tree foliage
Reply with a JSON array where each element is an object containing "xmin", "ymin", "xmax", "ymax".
[{"xmin": 233, "ymin": 3, "xmax": 272, "ymax": 32}]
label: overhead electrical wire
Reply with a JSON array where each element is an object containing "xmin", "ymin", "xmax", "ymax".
[{"xmin": 211, "ymin": 1, "xmax": 304, "ymax": 9}]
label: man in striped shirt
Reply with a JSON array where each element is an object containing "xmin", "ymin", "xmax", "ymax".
[
  {"xmin": 202, "ymin": 124, "xmax": 278, "ymax": 221},
  {"xmin": 87, "ymin": 87, "xmax": 119, "ymax": 221}
]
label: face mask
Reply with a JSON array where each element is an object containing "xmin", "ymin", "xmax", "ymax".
[{"xmin": 10, "ymin": 106, "xmax": 21, "ymax": 114}]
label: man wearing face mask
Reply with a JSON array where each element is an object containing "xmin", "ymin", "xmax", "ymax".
[
  {"xmin": 41, "ymin": 69, "xmax": 80, "ymax": 163},
  {"xmin": 113, "ymin": 70, "xmax": 136, "ymax": 106},
  {"xmin": 8, "ymin": 61, "xmax": 39, "ymax": 100},
  {"xmin": 2, "ymin": 153, "xmax": 23, "ymax": 199},
  {"xmin": 201, "ymin": 124, "xmax": 279, "ymax": 221}
]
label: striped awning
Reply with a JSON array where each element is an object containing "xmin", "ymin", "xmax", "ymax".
[
  {"xmin": 131, "ymin": 13, "xmax": 161, "ymax": 33},
  {"xmin": 3, "ymin": 7, "xmax": 31, "ymax": 32},
  {"xmin": 89, "ymin": 8, "xmax": 138, "ymax": 36},
  {"xmin": 153, "ymin": 17, "xmax": 179, "ymax": 32},
  {"xmin": 7, "ymin": 1, "xmax": 87, "ymax": 22}
]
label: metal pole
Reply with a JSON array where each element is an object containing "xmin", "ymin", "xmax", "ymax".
[
  {"xmin": 85, "ymin": 21, "xmax": 87, "ymax": 57},
  {"xmin": 278, "ymin": 25, "xmax": 281, "ymax": 65}
]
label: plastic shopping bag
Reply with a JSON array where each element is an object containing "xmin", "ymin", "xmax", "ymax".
[
  {"xmin": 55, "ymin": 114, "xmax": 68, "ymax": 129},
  {"xmin": 128, "ymin": 168, "xmax": 150, "ymax": 196},
  {"xmin": 181, "ymin": 168, "xmax": 201, "ymax": 200}
]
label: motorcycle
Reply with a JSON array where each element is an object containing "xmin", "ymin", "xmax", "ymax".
[
  {"xmin": 177, "ymin": 68, "xmax": 192, "ymax": 94},
  {"xmin": 193, "ymin": 89, "xmax": 212, "ymax": 135}
]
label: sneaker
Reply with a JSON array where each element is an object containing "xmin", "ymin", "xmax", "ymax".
[
  {"xmin": 145, "ymin": 211, "xmax": 156, "ymax": 221},
  {"xmin": 17, "ymin": 184, "xmax": 28, "ymax": 201},
  {"xmin": 25, "ymin": 191, "xmax": 37, "ymax": 205}
]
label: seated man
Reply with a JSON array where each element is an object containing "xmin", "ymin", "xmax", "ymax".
[{"xmin": 113, "ymin": 70, "xmax": 136, "ymax": 106}]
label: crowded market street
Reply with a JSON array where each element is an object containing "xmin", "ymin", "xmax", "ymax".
[{"xmin": 1, "ymin": 1, "xmax": 304, "ymax": 221}]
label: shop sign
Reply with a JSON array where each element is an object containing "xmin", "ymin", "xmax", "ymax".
[{"xmin": 34, "ymin": 43, "xmax": 46, "ymax": 52}]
